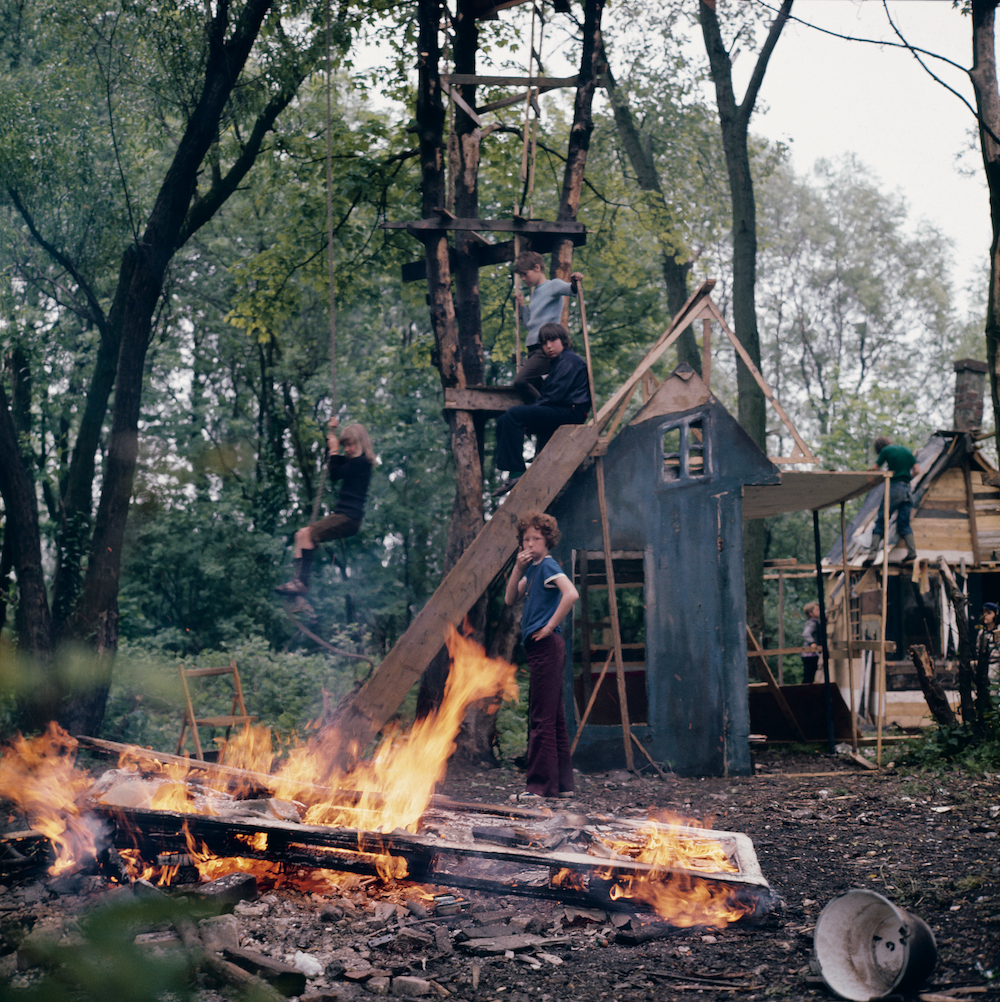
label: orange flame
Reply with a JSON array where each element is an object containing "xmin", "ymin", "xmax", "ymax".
[
  {"xmin": 0, "ymin": 630, "xmax": 518, "ymax": 889},
  {"xmin": 594, "ymin": 813, "xmax": 751, "ymax": 928},
  {"xmin": 270, "ymin": 626, "xmax": 518, "ymax": 835},
  {"xmin": 0, "ymin": 724, "xmax": 101, "ymax": 876}
]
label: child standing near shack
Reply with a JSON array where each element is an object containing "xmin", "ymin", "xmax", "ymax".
[
  {"xmin": 276, "ymin": 417, "xmax": 375, "ymax": 596},
  {"xmin": 505, "ymin": 511, "xmax": 578, "ymax": 802}
]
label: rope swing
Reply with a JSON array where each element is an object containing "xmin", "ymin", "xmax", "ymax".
[
  {"xmin": 513, "ymin": 4, "xmax": 544, "ymax": 368},
  {"xmin": 311, "ymin": 0, "xmax": 339, "ymax": 524}
]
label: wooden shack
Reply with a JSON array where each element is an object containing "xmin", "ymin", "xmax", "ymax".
[
  {"xmin": 548, "ymin": 363, "xmax": 780, "ymax": 776},
  {"xmin": 823, "ymin": 360, "xmax": 1000, "ymax": 728}
]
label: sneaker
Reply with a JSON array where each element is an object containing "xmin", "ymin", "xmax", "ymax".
[
  {"xmin": 275, "ymin": 579, "xmax": 308, "ymax": 596},
  {"xmin": 509, "ymin": 792, "xmax": 546, "ymax": 804},
  {"xmin": 492, "ymin": 476, "xmax": 521, "ymax": 497},
  {"xmin": 555, "ymin": 791, "xmax": 575, "ymax": 799}
]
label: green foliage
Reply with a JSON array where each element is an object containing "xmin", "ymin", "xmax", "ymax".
[
  {"xmin": 495, "ymin": 672, "xmax": 529, "ymax": 761},
  {"xmin": 898, "ymin": 719, "xmax": 1000, "ymax": 773},
  {"xmin": 104, "ymin": 636, "xmax": 366, "ymax": 751},
  {"xmin": 3, "ymin": 894, "xmax": 229, "ymax": 1002}
]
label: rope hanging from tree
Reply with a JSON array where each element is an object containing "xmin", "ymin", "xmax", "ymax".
[
  {"xmin": 311, "ymin": 0, "xmax": 340, "ymax": 524},
  {"xmin": 514, "ymin": 4, "xmax": 545, "ymax": 365}
]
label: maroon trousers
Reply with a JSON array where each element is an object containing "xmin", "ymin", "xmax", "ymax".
[{"xmin": 523, "ymin": 633, "xmax": 574, "ymax": 797}]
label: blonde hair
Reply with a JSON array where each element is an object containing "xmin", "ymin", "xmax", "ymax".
[
  {"xmin": 340, "ymin": 423, "xmax": 375, "ymax": 463},
  {"xmin": 803, "ymin": 602, "xmax": 820, "ymax": 617}
]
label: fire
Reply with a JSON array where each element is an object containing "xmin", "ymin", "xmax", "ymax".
[
  {"xmin": 594, "ymin": 813, "xmax": 752, "ymax": 929},
  {"xmin": 268, "ymin": 626, "xmax": 518, "ymax": 835},
  {"xmin": 0, "ymin": 629, "xmax": 518, "ymax": 889},
  {"xmin": 0, "ymin": 724, "xmax": 102, "ymax": 876}
]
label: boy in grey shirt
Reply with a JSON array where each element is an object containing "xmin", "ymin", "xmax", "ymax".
[{"xmin": 513, "ymin": 251, "xmax": 582, "ymax": 403}]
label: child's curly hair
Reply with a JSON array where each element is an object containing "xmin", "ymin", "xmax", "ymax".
[{"xmin": 517, "ymin": 511, "xmax": 561, "ymax": 549}]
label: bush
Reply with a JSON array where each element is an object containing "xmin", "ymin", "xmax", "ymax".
[{"xmin": 102, "ymin": 634, "xmax": 373, "ymax": 754}]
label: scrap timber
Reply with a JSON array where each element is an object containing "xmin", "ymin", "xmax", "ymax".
[
  {"xmin": 43, "ymin": 738, "xmax": 772, "ymax": 920},
  {"xmin": 91, "ymin": 802, "xmax": 769, "ymax": 914}
]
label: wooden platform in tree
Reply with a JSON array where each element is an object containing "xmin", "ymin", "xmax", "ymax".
[
  {"xmin": 444, "ymin": 386, "xmax": 522, "ymax": 413},
  {"xmin": 385, "ymin": 215, "xmax": 586, "ymax": 242}
]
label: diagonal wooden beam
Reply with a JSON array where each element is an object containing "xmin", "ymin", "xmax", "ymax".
[{"xmin": 595, "ymin": 280, "xmax": 716, "ymax": 431}]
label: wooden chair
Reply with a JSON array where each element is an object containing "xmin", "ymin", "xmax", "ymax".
[{"xmin": 176, "ymin": 660, "xmax": 256, "ymax": 761}]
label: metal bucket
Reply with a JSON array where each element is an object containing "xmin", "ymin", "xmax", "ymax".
[{"xmin": 813, "ymin": 889, "xmax": 937, "ymax": 1001}]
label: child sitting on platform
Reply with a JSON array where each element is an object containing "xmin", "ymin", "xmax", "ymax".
[{"xmin": 493, "ymin": 323, "xmax": 591, "ymax": 496}]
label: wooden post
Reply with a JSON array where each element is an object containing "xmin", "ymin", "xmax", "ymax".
[
  {"xmin": 840, "ymin": 502, "xmax": 858, "ymax": 753},
  {"xmin": 578, "ymin": 551, "xmax": 593, "ymax": 709},
  {"xmin": 701, "ymin": 317, "xmax": 711, "ymax": 387},
  {"xmin": 964, "ymin": 462, "xmax": 981, "ymax": 567},
  {"xmin": 513, "ymin": 230, "xmax": 521, "ymax": 369},
  {"xmin": 595, "ymin": 458, "xmax": 635, "ymax": 771},
  {"xmin": 877, "ymin": 472, "xmax": 890, "ymax": 767},
  {"xmin": 813, "ymin": 509, "xmax": 835, "ymax": 754},
  {"xmin": 777, "ymin": 569, "xmax": 785, "ymax": 685},
  {"xmin": 576, "ymin": 280, "xmax": 599, "ymax": 421}
]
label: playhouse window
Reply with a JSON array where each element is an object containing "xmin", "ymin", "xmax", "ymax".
[
  {"xmin": 571, "ymin": 551, "xmax": 648, "ymax": 726},
  {"xmin": 660, "ymin": 413, "xmax": 710, "ymax": 484}
]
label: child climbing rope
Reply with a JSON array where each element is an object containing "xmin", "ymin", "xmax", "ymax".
[{"xmin": 276, "ymin": 417, "xmax": 374, "ymax": 596}]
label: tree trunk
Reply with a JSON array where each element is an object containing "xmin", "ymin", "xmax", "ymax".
[
  {"xmin": 0, "ymin": 383, "xmax": 58, "ymax": 729},
  {"xmin": 698, "ymin": 0, "xmax": 792, "ymax": 641},
  {"xmin": 908, "ymin": 644, "xmax": 957, "ymax": 728},
  {"xmin": 60, "ymin": 0, "xmax": 286, "ymax": 736},
  {"xmin": 412, "ymin": 0, "xmax": 491, "ymax": 743},
  {"xmin": 552, "ymin": 0, "xmax": 604, "ymax": 280},
  {"xmin": 602, "ymin": 59, "xmax": 700, "ymax": 373},
  {"xmin": 970, "ymin": 1, "xmax": 1000, "ymax": 456}
]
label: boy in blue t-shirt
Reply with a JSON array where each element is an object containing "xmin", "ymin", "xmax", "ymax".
[{"xmin": 504, "ymin": 511, "xmax": 579, "ymax": 801}]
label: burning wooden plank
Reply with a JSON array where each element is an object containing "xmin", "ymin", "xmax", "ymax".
[{"xmin": 81, "ymin": 796, "xmax": 772, "ymax": 926}]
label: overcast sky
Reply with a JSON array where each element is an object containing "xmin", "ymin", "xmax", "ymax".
[{"xmin": 735, "ymin": 1, "xmax": 990, "ymax": 317}]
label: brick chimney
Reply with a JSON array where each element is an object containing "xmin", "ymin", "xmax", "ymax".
[{"xmin": 953, "ymin": 359, "xmax": 988, "ymax": 432}]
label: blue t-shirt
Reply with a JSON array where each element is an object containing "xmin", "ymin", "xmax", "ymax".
[{"xmin": 520, "ymin": 555, "xmax": 567, "ymax": 641}]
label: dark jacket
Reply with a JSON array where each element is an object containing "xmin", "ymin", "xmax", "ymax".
[
  {"xmin": 537, "ymin": 348, "xmax": 590, "ymax": 410},
  {"xmin": 329, "ymin": 454, "xmax": 372, "ymax": 521}
]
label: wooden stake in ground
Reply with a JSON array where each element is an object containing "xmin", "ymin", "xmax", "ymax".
[
  {"xmin": 877, "ymin": 473, "xmax": 890, "ymax": 767},
  {"xmin": 840, "ymin": 502, "xmax": 858, "ymax": 753},
  {"xmin": 595, "ymin": 459, "xmax": 635, "ymax": 772}
]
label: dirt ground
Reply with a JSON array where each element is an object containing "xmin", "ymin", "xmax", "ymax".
[{"xmin": 2, "ymin": 746, "xmax": 999, "ymax": 1001}]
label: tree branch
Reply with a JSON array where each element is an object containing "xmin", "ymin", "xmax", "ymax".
[
  {"xmin": 5, "ymin": 186, "xmax": 110, "ymax": 336},
  {"xmin": 739, "ymin": 0, "xmax": 794, "ymax": 128}
]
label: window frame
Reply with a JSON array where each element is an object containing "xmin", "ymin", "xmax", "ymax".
[{"xmin": 658, "ymin": 410, "xmax": 713, "ymax": 487}]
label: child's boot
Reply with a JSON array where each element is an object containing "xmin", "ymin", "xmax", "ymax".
[
  {"xmin": 275, "ymin": 550, "xmax": 313, "ymax": 596},
  {"xmin": 863, "ymin": 534, "xmax": 882, "ymax": 567}
]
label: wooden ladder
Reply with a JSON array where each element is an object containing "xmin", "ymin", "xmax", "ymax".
[{"xmin": 176, "ymin": 660, "xmax": 256, "ymax": 761}]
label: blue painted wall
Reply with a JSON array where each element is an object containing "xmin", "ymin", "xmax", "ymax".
[{"xmin": 549, "ymin": 393, "xmax": 779, "ymax": 777}]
